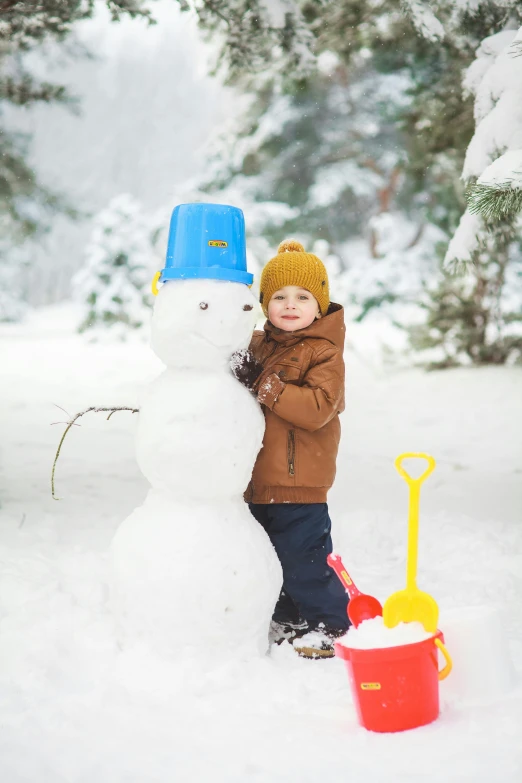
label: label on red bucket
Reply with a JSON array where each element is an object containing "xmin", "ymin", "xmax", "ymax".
[{"xmin": 360, "ymin": 682, "xmax": 381, "ymax": 690}]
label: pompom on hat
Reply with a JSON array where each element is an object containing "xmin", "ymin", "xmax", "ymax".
[{"xmin": 259, "ymin": 239, "xmax": 330, "ymax": 317}]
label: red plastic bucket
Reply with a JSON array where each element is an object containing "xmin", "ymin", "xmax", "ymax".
[{"xmin": 334, "ymin": 630, "xmax": 452, "ymax": 732}]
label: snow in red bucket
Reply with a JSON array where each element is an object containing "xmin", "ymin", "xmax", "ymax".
[{"xmin": 335, "ymin": 625, "xmax": 452, "ymax": 733}]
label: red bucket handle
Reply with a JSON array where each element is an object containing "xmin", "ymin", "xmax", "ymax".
[{"xmin": 434, "ymin": 637, "xmax": 452, "ymax": 681}]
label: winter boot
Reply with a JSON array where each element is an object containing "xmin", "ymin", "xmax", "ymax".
[
  {"xmin": 292, "ymin": 624, "xmax": 347, "ymax": 659},
  {"xmin": 269, "ymin": 618, "xmax": 309, "ymax": 646}
]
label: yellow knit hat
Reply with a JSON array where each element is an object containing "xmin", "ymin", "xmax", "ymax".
[{"xmin": 259, "ymin": 239, "xmax": 330, "ymax": 317}]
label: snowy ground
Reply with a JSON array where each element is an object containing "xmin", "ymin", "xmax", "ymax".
[{"xmin": 1, "ymin": 305, "xmax": 521, "ymax": 783}]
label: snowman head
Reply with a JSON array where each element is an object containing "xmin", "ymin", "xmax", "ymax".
[{"xmin": 151, "ymin": 279, "xmax": 259, "ymax": 368}]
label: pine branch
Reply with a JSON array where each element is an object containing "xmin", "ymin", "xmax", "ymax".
[
  {"xmin": 1, "ymin": 74, "xmax": 72, "ymax": 106},
  {"xmin": 51, "ymin": 405, "xmax": 139, "ymax": 500},
  {"xmin": 443, "ymin": 256, "xmax": 476, "ymax": 276},
  {"xmin": 0, "ymin": 1, "xmax": 23, "ymax": 13},
  {"xmin": 466, "ymin": 181, "xmax": 522, "ymax": 221},
  {"xmin": 106, "ymin": 0, "xmax": 155, "ymax": 23},
  {"xmin": 0, "ymin": 2, "xmax": 153, "ymax": 47}
]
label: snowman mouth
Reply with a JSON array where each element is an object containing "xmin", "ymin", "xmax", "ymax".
[{"xmin": 194, "ymin": 331, "xmax": 231, "ymax": 350}]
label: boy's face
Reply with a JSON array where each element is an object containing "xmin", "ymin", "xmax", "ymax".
[{"xmin": 268, "ymin": 285, "xmax": 321, "ymax": 332}]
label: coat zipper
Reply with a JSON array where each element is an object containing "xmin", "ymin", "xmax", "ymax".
[{"xmin": 287, "ymin": 430, "xmax": 295, "ymax": 476}]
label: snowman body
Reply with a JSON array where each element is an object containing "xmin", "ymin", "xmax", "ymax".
[
  {"xmin": 111, "ymin": 279, "xmax": 282, "ymax": 658},
  {"xmin": 135, "ymin": 369, "xmax": 260, "ymax": 500}
]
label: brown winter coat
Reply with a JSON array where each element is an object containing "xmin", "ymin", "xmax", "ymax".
[{"xmin": 244, "ymin": 304, "xmax": 345, "ymax": 504}]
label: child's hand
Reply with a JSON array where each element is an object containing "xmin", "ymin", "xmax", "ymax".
[
  {"xmin": 230, "ymin": 350, "xmax": 264, "ymax": 392},
  {"xmin": 257, "ymin": 373, "xmax": 285, "ymax": 407}
]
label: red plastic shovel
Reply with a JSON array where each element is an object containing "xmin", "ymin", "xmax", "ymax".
[{"xmin": 327, "ymin": 553, "xmax": 383, "ymax": 628}]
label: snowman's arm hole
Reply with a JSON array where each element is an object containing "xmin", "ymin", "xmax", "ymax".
[{"xmin": 51, "ymin": 405, "xmax": 139, "ymax": 500}]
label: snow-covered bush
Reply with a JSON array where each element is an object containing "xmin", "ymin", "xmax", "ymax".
[
  {"xmin": 0, "ymin": 244, "xmax": 29, "ymax": 322},
  {"xmin": 73, "ymin": 194, "xmax": 161, "ymax": 338},
  {"xmin": 410, "ymin": 221, "xmax": 522, "ymax": 367},
  {"xmin": 341, "ymin": 214, "xmax": 445, "ymax": 322}
]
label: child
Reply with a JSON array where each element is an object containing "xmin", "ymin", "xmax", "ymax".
[{"xmin": 232, "ymin": 239, "xmax": 350, "ymax": 658}]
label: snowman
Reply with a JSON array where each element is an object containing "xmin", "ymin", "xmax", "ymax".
[{"xmin": 110, "ymin": 203, "xmax": 282, "ymax": 659}]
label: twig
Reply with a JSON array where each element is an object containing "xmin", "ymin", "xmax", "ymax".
[
  {"xmin": 51, "ymin": 406, "xmax": 139, "ymax": 500},
  {"xmin": 53, "ymin": 403, "xmax": 72, "ymax": 417}
]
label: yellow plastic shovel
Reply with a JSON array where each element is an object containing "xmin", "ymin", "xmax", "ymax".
[{"xmin": 383, "ymin": 453, "xmax": 439, "ymax": 633}]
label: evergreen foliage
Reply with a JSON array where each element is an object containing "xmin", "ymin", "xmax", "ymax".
[
  {"xmin": 185, "ymin": 0, "xmax": 522, "ymax": 366},
  {"xmin": 0, "ymin": 241, "xmax": 29, "ymax": 322},
  {"xmin": 73, "ymin": 194, "xmax": 158, "ymax": 335},
  {"xmin": 0, "ymin": 0, "xmax": 152, "ymax": 240},
  {"xmin": 410, "ymin": 220, "xmax": 522, "ymax": 367},
  {"xmin": 467, "ymin": 182, "xmax": 522, "ymax": 221},
  {"xmin": 407, "ymin": 3, "xmax": 522, "ymax": 366},
  {"xmin": 0, "ymin": 0, "xmax": 153, "ymax": 320},
  {"xmin": 2, "ymin": 0, "xmax": 521, "ymax": 360},
  {"xmin": 191, "ymin": 3, "xmax": 472, "ymax": 326},
  {"xmin": 182, "ymin": 0, "xmax": 315, "ymax": 81}
]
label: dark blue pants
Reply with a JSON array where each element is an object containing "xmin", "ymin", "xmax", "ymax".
[{"xmin": 249, "ymin": 503, "xmax": 350, "ymax": 632}]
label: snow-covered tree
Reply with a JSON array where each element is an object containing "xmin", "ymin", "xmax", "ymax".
[
  {"xmin": 73, "ymin": 194, "xmax": 160, "ymax": 336},
  {"xmin": 184, "ymin": 0, "xmax": 315, "ymax": 82},
  {"xmin": 402, "ymin": 1, "xmax": 522, "ymax": 265},
  {"xmin": 447, "ymin": 26, "xmax": 522, "ymax": 266},
  {"xmin": 198, "ymin": 56, "xmax": 412, "ymax": 247},
  {"xmin": 401, "ymin": 1, "xmax": 522, "ymax": 366},
  {"xmin": 410, "ymin": 222, "xmax": 522, "ymax": 367},
  {"xmin": 0, "ymin": 242, "xmax": 29, "ymax": 322},
  {"xmin": 185, "ymin": 0, "xmax": 522, "ymax": 366},
  {"xmin": 1, "ymin": 1, "xmax": 153, "ymax": 240},
  {"xmin": 0, "ymin": 1, "xmax": 153, "ymax": 321},
  {"xmin": 182, "ymin": 2, "xmax": 475, "ymax": 350}
]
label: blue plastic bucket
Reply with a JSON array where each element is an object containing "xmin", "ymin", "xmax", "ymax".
[{"xmin": 159, "ymin": 203, "xmax": 252, "ymax": 285}]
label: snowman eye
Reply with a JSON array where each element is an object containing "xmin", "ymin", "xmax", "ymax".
[
  {"xmin": 243, "ymin": 304, "xmax": 253, "ymax": 311},
  {"xmin": 199, "ymin": 302, "xmax": 209, "ymax": 310}
]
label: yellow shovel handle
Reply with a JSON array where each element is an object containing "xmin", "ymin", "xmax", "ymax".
[
  {"xmin": 434, "ymin": 638, "xmax": 452, "ymax": 681},
  {"xmin": 395, "ymin": 453, "xmax": 436, "ymax": 487},
  {"xmin": 151, "ymin": 271, "xmax": 161, "ymax": 296},
  {"xmin": 395, "ymin": 453, "xmax": 436, "ymax": 591}
]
